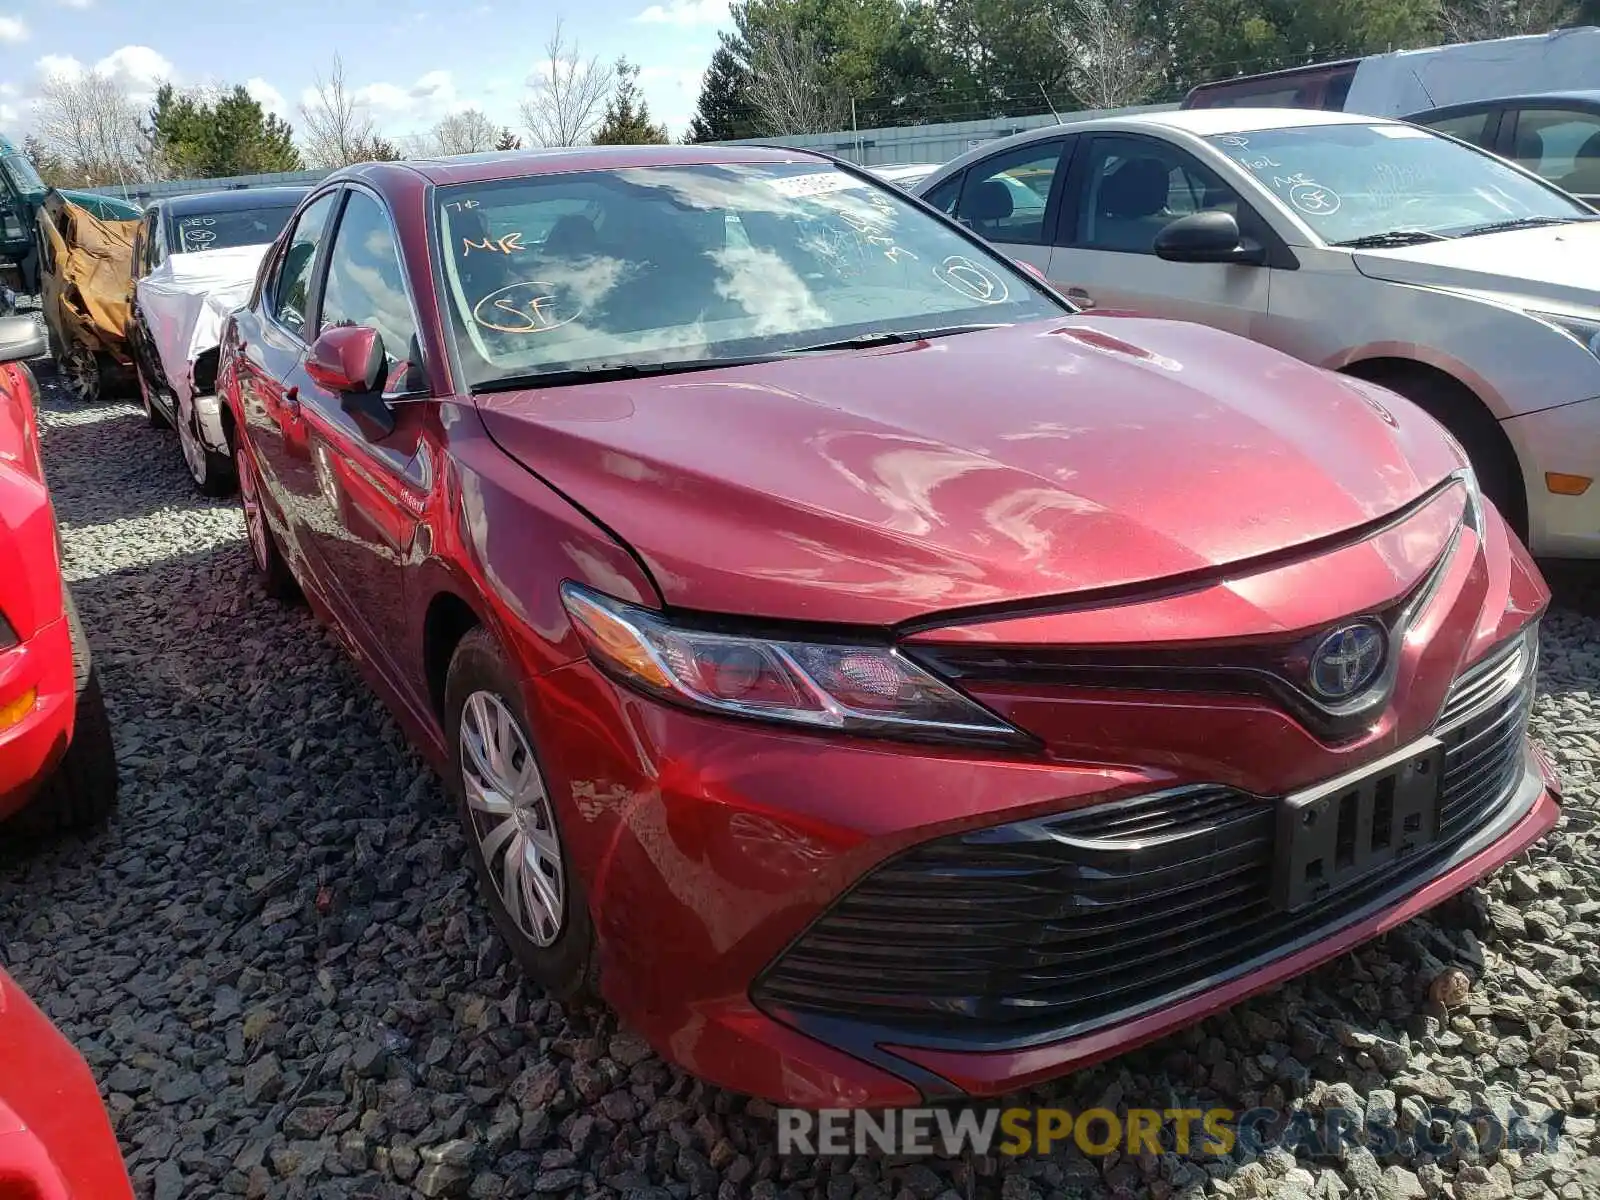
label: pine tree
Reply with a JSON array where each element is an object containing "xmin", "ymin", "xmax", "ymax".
[
  {"xmin": 146, "ymin": 83, "xmax": 303, "ymax": 178},
  {"xmin": 686, "ymin": 44, "xmax": 756, "ymax": 143},
  {"xmin": 591, "ymin": 58, "xmax": 670, "ymax": 145},
  {"xmin": 495, "ymin": 128, "xmax": 523, "ymax": 151}
]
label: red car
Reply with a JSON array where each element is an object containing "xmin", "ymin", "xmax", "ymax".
[
  {"xmin": 0, "ymin": 964, "xmax": 135, "ymax": 1199},
  {"xmin": 0, "ymin": 317, "xmax": 117, "ymax": 838},
  {"xmin": 219, "ymin": 147, "xmax": 1559, "ymax": 1107}
]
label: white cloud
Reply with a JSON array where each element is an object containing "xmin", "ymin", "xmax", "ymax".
[
  {"xmin": 35, "ymin": 52, "xmax": 84, "ymax": 80},
  {"xmin": 94, "ymin": 45, "xmax": 175, "ymax": 89},
  {"xmin": 408, "ymin": 70, "xmax": 454, "ymax": 101},
  {"xmin": 246, "ymin": 76, "xmax": 288, "ymax": 119},
  {"xmin": 355, "ymin": 82, "xmax": 414, "ymax": 113},
  {"xmin": 0, "ymin": 82, "xmax": 17, "ymax": 97},
  {"xmin": 54, "ymin": 0, "xmax": 93, "ymax": 7},
  {"xmin": 635, "ymin": 0, "xmax": 728, "ymax": 26},
  {"xmin": 0, "ymin": 14, "xmax": 28, "ymax": 42},
  {"xmin": 0, "ymin": 103, "xmax": 18, "ymax": 127}
]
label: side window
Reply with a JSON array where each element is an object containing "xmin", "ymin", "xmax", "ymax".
[
  {"xmin": 1510, "ymin": 108, "xmax": 1600, "ymax": 193},
  {"xmin": 130, "ymin": 214, "xmax": 150, "ymax": 279},
  {"xmin": 1421, "ymin": 109, "xmax": 1494, "ymax": 149},
  {"xmin": 1074, "ymin": 136, "xmax": 1243, "ymax": 255},
  {"xmin": 150, "ymin": 214, "xmax": 168, "ymax": 270},
  {"xmin": 318, "ymin": 190, "xmax": 425, "ymax": 397},
  {"xmin": 953, "ymin": 143, "xmax": 1064, "ymax": 245},
  {"xmin": 922, "ymin": 173, "xmax": 962, "ymax": 216},
  {"xmin": 270, "ymin": 191, "xmax": 338, "ymax": 339}
]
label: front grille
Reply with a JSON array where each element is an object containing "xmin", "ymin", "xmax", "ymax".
[{"xmin": 754, "ymin": 631, "xmax": 1538, "ymax": 1042}]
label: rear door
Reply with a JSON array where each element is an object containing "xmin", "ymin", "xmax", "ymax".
[
  {"xmin": 231, "ymin": 189, "xmax": 341, "ymax": 595},
  {"xmin": 280, "ymin": 184, "xmax": 433, "ymax": 698},
  {"xmin": 1502, "ymin": 104, "xmax": 1600, "ymax": 204},
  {"xmin": 1411, "ymin": 103, "xmax": 1505, "ymax": 153},
  {"xmin": 1045, "ymin": 132, "xmax": 1272, "ymax": 336},
  {"xmin": 946, "ymin": 138, "xmax": 1074, "ymax": 277}
]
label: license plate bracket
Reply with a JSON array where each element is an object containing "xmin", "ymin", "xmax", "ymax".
[{"xmin": 1273, "ymin": 737, "xmax": 1445, "ymax": 912}]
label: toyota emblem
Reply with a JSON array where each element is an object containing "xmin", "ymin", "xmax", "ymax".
[{"xmin": 1308, "ymin": 622, "xmax": 1386, "ymax": 701}]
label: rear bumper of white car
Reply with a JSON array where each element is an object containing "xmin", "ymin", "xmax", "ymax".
[{"xmin": 1504, "ymin": 396, "xmax": 1600, "ymax": 558}]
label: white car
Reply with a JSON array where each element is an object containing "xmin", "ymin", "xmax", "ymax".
[
  {"xmin": 865, "ymin": 163, "xmax": 942, "ymax": 190},
  {"xmin": 915, "ymin": 107, "xmax": 1600, "ymax": 559}
]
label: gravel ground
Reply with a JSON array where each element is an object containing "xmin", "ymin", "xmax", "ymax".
[{"xmin": 2, "ymin": 356, "xmax": 1600, "ymax": 1200}]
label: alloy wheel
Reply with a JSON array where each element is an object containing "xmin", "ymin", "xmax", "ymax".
[
  {"xmin": 459, "ymin": 689, "xmax": 564, "ymax": 947},
  {"xmin": 236, "ymin": 446, "xmax": 269, "ymax": 571}
]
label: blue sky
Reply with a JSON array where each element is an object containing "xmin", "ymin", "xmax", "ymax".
[{"xmin": 0, "ymin": 0, "xmax": 729, "ymax": 146}]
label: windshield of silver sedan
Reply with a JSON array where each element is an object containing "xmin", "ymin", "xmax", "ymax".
[
  {"xmin": 434, "ymin": 162, "xmax": 1062, "ymax": 388},
  {"xmin": 1206, "ymin": 124, "xmax": 1596, "ymax": 246}
]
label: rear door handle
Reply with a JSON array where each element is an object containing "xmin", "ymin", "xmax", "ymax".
[{"xmin": 283, "ymin": 385, "xmax": 300, "ymax": 415}]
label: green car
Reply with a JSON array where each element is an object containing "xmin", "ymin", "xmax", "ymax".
[{"xmin": 1, "ymin": 136, "xmax": 141, "ymax": 295}]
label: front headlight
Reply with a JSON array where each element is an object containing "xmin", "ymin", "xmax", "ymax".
[
  {"xmin": 560, "ymin": 583, "xmax": 1030, "ymax": 748},
  {"xmin": 1528, "ymin": 309, "xmax": 1600, "ymax": 361}
]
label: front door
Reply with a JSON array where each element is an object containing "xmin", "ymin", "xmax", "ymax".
[
  {"xmin": 235, "ymin": 189, "xmax": 341, "ymax": 599},
  {"xmin": 947, "ymin": 138, "xmax": 1074, "ymax": 279},
  {"xmin": 281, "ymin": 185, "xmax": 432, "ymax": 705},
  {"xmin": 1046, "ymin": 133, "xmax": 1273, "ymax": 338}
]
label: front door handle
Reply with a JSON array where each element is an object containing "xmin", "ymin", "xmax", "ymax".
[
  {"xmin": 283, "ymin": 385, "xmax": 300, "ymax": 415},
  {"xmin": 1066, "ymin": 287, "xmax": 1096, "ymax": 309}
]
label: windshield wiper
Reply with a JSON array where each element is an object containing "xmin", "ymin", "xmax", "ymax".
[
  {"xmin": 474, "ymin": 354, "xmax": 789, "ymax": 392},
  {"xmin": 1334, "ymin": 229, "xmax": 1450, "ymax": 248},
  {"xmin": 783, "ymin": 323, "xmax": 1009, "ymax": 353},
  {"xmin": 1456, "ymin": 214, "xmax": 1597, "ymax": 238}
]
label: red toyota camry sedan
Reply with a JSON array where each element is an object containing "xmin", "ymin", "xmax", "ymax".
[{"xmin": 219, "ymin": 146, "xmax": 1559, "ymax": 1107}]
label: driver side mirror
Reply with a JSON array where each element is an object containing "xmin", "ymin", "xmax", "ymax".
[
  {"xmin": 0, "ymin": 316, "xmax": 45, "ymax": 364},
  {"xmin": 1153, "ymin": 211, "xmax": 1267, "ymax": 266},
  {"xmin": 307, "ymin": 324, "xmax": 396, "ymax": 438}
]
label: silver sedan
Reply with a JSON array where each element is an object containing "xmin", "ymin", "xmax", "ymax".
[{"xmin": 915, "ymin": 107, "xmax": 1600, "ymax": 559}]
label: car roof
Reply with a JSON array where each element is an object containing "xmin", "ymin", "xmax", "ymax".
[
  {"xmin": 159, "ymin": 186, "xmax": 312, "ymax": 215},
  {"xmin": 919, "ymin": 108, "xmax": 1387, "ymax": 186},
  {"xmin": 377, "ymin": 143, "xmax": 831, "ymax": 187},
  {"xmin": 1407, "ymin": 89, "xmax": 1600, "ymax": 118}
]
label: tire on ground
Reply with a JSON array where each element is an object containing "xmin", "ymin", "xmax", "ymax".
[
  {"xmin": 444, "ymin": 626, "xmax": 599, "ymax": 1001},
  {"xmin": 1349, "ymin": 365, "xmax": 1528, "ymax": 540}
]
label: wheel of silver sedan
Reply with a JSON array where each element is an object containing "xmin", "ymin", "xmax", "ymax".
[{"xmin": 458, "ymin": 689, "xmax": 565, "ymax": 947}]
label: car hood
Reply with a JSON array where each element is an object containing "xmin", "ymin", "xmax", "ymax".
[
  {"xmin": 1351, "ymin": 220, "xmax": 1600, "ymax": 312},
  {"xmin": 474, "ymin": 318, "xmax": 1462, "ymax": 627}
]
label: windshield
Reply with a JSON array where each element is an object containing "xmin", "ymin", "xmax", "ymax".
[
  {"xmin": 172, "ymin": 204, "xmax": 300, "ymax": 253},
  {"xmin": 434, "ymin": 161, "xmax": 1062, "ymax": 387},
  {"xmin": 0, "ymin": 154, "xmax": 46, "ymax": 199},
  {"xmin": 1206, "ymin": 123, "xmax": 1593, "ymax": 244}
]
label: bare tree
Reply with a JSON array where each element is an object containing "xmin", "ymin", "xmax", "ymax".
[
  {"xmin": 33, "ymin": 70, "xmax": 146, "ymax": 187},
  {"xmin": 745, "ymin": 23, "xmax": 844, "ymax": 136},
  {"xmin": 1438, "ymin": 0, "xmax": 1577, "ymax": 43},
  {"xmin": 519, "ymin": 19, "xmax": 614, "ymax": 147},
  {"xmin": 430, "ymin": 108, "xmax": 501, "ymax": 156},
  {"xmin": 298, "ymin": 54, "xmax": 381, "ymax": 167},
  {"xmin": 1055, "ymin": 0, "xmax": 1163, "ymax": 111}
]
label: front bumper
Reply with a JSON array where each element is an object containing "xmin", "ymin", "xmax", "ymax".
[
  {"xmin": 0, "ymin": 614, "xmax": 76, "ymax": 822},
  {"xmin": 193, "ymin": 393, "xmax": 230, "ymax": 455},
  {"xmin": 1503, "ymin": 395, "xmax": 1600, "ymax": 558},
  {"xmin": 524, "ymin": 495, "xmax": 1558, "ymax": 1107}
]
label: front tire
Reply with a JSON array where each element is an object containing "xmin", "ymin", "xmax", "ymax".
[
  {"xmin": 1361, "ymin": 369, "xmax": 1528, "ymax": 540},
  {"xmin": 235, "ymin": 442, "xmax": 299, "ymax": 600},
  {"xmin": 6, "ymin": 589, "xmax": 118, "ymax": 839},
  {"xmin": 445, "ymin": 628, "xmax": 598, "ymax": 1000}
]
